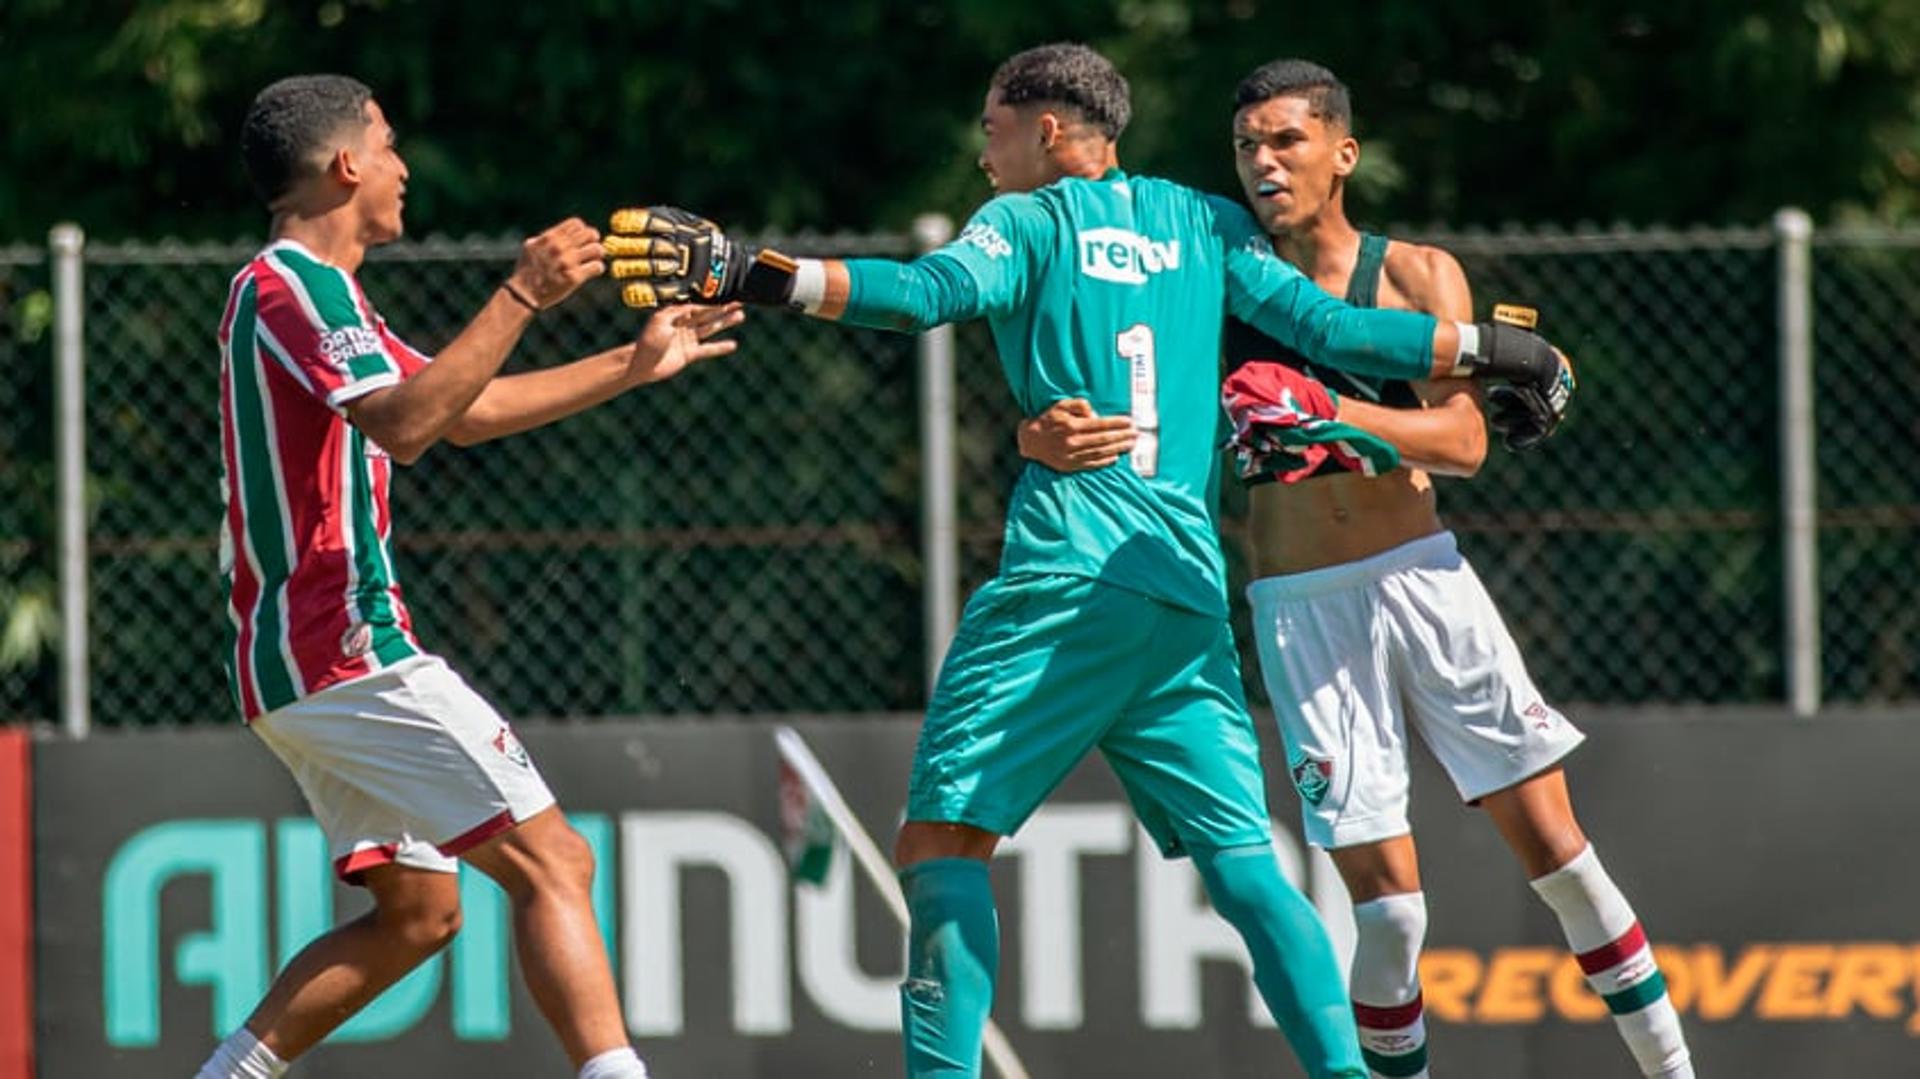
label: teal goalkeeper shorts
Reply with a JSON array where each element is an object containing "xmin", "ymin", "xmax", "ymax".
[{"xmin": 907, "ymin": 572, "xmax": 1273, "ymax": 857}]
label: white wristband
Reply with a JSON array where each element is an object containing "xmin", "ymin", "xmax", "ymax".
[
  {"xmin": 1450, "ymin": 321, "xmax": 1481, "ymax": 377},
  {"xmin": 789, "ymin": 259, "xmax": 827, "ymax": 315}
]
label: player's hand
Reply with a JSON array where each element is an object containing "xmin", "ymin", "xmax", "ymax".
[
  {"xmin": 605, "ymin": 206, "xmax": 799, "ymax": 308},
  {"xmin": 1018, "ymin": 399, "xmax": 1137, "ymax": 471},
  {"xmin": 504, "ymin": 217, "xmax": 605, "ymax": 310},
  {"xmin": 626, "ymin": 303, "xmax": 746, "ymax": 385},
  {"xmin": 1486, "ymin": 347, "xmax": 1576, "ymax": 450}
]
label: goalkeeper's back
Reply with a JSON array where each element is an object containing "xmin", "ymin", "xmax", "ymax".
[{"xmin": 938, "ymin": 168, "xmax": 1272, "ymax": 619}]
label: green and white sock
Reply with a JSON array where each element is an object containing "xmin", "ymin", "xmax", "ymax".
[{"xmin": 1531, "ymin": 845, "xmax": 1692, "ymax": 1078}]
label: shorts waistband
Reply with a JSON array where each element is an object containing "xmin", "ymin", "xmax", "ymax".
[{"xmin": 1246, "ymin": 530, "xmax": 1459, "ymax": 602}]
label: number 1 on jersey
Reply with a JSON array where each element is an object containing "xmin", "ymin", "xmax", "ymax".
[{"xmin": 1117, "ymin": 323, "xmax": 1159, "ymax": 477}]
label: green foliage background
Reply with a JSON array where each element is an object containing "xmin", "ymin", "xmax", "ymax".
[{"xmin": 3, "ymin": 0, "xmax": 1918, "ymax": 241}]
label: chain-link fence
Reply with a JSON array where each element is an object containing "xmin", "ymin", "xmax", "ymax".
[
  {"xmin": 1811, "ymin": 229, "xmax": 1920, "ymax": 702},
  {"xmin": 1396, "ymin": 227, "xmax": 1786, "ymax": 705},
  {"xmin": 0, "ymin": 246, "xmax": 53, "ymax": 725},
  {"xmin": 2, "ymin": 219, "xmax": 1915, "ymax": 727}
]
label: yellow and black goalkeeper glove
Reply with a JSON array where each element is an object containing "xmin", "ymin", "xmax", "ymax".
[{"xmin": 605, "ymin": 206, "xmax": 798, "ymax": 308}]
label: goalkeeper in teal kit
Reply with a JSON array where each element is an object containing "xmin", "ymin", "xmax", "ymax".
[{"xmin": 606, "ymin": 43, "xmax": 1569, "ymax": 1079}]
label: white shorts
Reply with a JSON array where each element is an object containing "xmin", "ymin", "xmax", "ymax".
[
  {"xmin": 1246, "ymin": 531, "xmax": 1584, "ymax": 849},
  {"xmin": 251, "ymin": 654, "xmax": 556, "ymax": 884}
]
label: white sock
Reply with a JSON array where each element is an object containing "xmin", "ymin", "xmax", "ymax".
[
  {"xmin": 1530, "ymin": 845, "xmax": 1691, "ymax": 1078},
  {"xmin": 1350, "ymin": 892, "xmax": 1430, "ymax": 1079},
  {"xmin": 194, "ymin": 1028, "xmax": 289, "ymax": 1079},
  {"xmin": 578, "ymin": 1045, "xmax": 650, "ymax": 1079}
]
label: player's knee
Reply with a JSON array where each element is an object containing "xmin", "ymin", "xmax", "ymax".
[
  {"xmin": 379, "ymin": 892, "xmax": 463, "ymax": 957},
  {"xmin": 1192, "ymin": 843, "xmax": 1301, "ymax": 923},
  {"xmin": 529, "ymin": 820, "xmax": 596, "ymax": 898},
  {"xmin": 893, "ymin": 821, "xmax": 998, "ymax": 869},
  {"xmin": 483, "ymin": 815, "xmax": 598, "ymax": 903},
  {"xmin": 1355, "ymin": 890, "xmax": 1427, "ymax": 950},
  {"xmin": 1352, "ymin": 891, "xmax": 1427, "ymax": 1002},
  {"xmin": 411, "ymin": 903, "xmax": 463, "ymax": 956}
]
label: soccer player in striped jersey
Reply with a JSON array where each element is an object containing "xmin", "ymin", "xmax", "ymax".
[
  {"xmin": 1020, "ymin": 60, "xmax": 1692, "ymax": 1079},
  {"xmin": 198, "ymin": 75, "xmax": 741, "ymax": 1079}
]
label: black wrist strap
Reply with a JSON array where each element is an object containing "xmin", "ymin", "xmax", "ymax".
[
  {"xmin": 738, "ymin": 249, "xmax": 799, "ymax": 305},
  {"xmin": 1468, "ymin": 322, "xmax": 1535, "ymax": 381},
  {"xmin": 501, "ymin": 279, "xmax": 541, "ymax": 313}
]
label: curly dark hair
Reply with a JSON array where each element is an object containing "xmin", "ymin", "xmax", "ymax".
[
  {"xmin": 990, "ymin": 43, "xmax": 1131, "ymax": 140},
  {"xmin": 240, "ymin": 74, "xmax": 374, "ymax": 205},
  {"xmin": 1234, "ymin": 59, "xmax": 1352, "ymax": 129}
]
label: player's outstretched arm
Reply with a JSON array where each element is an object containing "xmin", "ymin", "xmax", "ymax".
[
  {"xmin": 1229, "ymin": 250, "xmax": 1571, "ymax": 441},
  {"xmin": 1227, "ymin": 254, "xmax": 1446, "ymax": 383},
  {"xmin": 348, "ymin": 218, "xmax": 603, "ymax": 463},
  {"xmin": 604, "ymin": 204, "xmax": 1019, "ymax": 333},
  {"xmin": 446, "ymin": 304, "xmax": 745, "ymax": 446},
  {"xmin": 1210, "ymin": 196, "xmax": 1563, "ymax": 395}
]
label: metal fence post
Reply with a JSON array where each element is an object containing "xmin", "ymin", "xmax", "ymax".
[
  {"xmin": 913, "ymin": 213, "xmax": 958, "ymax": 699},
  {"xmin": 1774, "ymin": 207, "xmax": 1819, "ymax": 717},
  {"xmin": 50, "ymin": 224, "xmax": 90, "ymax": 738}
]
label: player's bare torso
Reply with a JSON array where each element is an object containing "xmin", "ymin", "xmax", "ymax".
[{"xmin": 1249, "ymin": 239, "xmax": 1466, "ymax": 577}]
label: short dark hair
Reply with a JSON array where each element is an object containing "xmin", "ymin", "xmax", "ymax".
[
  {"xmin": 240, "ymin": 74, "xmax": 374, "ymax": 205},
  {"xmin": 990, "ymin": 43, "xmax": 1131, "ymax": 140},
  {"xmin": 1234, "ymin": 59, "xmax": 1352, "ymax": 130}
]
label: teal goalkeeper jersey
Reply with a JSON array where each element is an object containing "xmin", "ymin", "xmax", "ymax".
[{"xmin": 842, "ymin": 168, "xmax": 1438, "ymax": 618}]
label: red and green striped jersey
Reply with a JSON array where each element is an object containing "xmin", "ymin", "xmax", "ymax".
[{"xmin": 218, "ymin": 239, "xmax": 430, "ymax": 721}]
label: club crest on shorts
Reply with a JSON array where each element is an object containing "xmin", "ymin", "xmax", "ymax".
[
  {"xmin": 1291, "ymin": 757, "xmax": 1333, "ymax": 806},
  {"xmin": 492, "ymin": 725, "xmax": 531, "ymax": 769}
]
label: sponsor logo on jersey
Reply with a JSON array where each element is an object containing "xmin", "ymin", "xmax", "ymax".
[
  {"xmin": 1524, "ymin": 701, "xmax": 1553, "ymax": 730},
  {"xmin": 1078, "ymin": 227, "xmax": 1180, "ymax": 285},
  {"xmin": 958, "ymin": 221, "xmax": 1012, "ymax": 259},
  {"xmin": 1291, "ymin": 756, "xmax": 1333, "ymax": 806},
  {"xmin": 493, "ymin": 724, "xmax": 532, "ymax": 769},
  {"xmin": 317, "ymin": 325, "xmax": 383, "ymax": 369}
]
